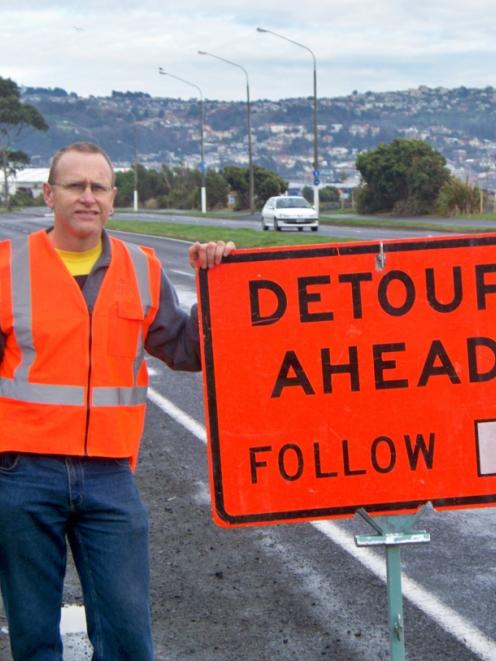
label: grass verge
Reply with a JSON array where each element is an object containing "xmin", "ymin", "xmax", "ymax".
[
  {"xmin": 117, "ymin": 207, "xmax": 496, "ymax": 234},
  {"xmin": 319, "ymin": 215, "xmax": 496, "ymax": 233},
  {"xmin": 108, "ymin": 219, "xmax": 348, "ymax": 248},
  {"xmin": 119, "ymin": 208, "xmax": 254, "ymax": 221}
]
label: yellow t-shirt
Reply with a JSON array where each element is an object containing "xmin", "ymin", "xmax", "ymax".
[{"xmin": 55, "ymin": 242, "xmax": 103, "ymax": 277}]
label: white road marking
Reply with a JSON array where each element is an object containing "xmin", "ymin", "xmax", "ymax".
[
  {"xmin": 148, "ymin": 387, "xmax": 206, "ymax": 443},
  {"xmin": 60, "ymin": 605, "xmax": 87, "ymax": 634},
  {"xmin": 170, "ymin": 269, "xmax": 195, "ymax": 278},
  {"xmin": 109, "ymin": 229, "xmax": 191, "ymax": 245},
  {"xmin": 174, "ymin": 286, "xmax": 197, "ymax": 310},
  {"xmin": 148, "ymin": 387, "xmax": 496, "ymax": 660}
]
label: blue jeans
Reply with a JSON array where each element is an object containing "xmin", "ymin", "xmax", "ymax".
[{"xmin": 0, "ymin": 453, "xmax": 153, "ymax": 661}]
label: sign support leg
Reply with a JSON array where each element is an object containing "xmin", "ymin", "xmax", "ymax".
[
  {"xmin": 386, "ymin": 544, "xmax": 404, "ymax": 660},
  {"xmin": 354, "ymin": 508, "xmax": 431, "ymax": 661}
]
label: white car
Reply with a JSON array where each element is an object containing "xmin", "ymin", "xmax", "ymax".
[{"xmin": 260, "ymin": 195, "xmax": 319, "ymax": 232}]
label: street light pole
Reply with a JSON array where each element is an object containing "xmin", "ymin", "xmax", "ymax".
[
  {"xmin": 158, "ymin": 67, "xmax": 207, "ymax": 213},
  {"xmin": 133, "ymin": 122, "xmax": 139, "ymax": 212},
  {"xmin": 124, "ymin": 112, "xmax": 139, "ymax": 212},
  {"xmin": 257, "ymin": 27, "xmax": 320, "ymax": 216},
  {"xmin": 198, "ymin": 50, "xmax": 255, "ymax": 214},
  {"xmin": 116, "ymin": 127, "xmax": 139, "ymax": 211}
]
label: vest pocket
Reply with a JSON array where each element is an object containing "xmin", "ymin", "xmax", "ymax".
[{"xmin": 108, "ymin": 300, "xmax": 145, "ymax": 357}]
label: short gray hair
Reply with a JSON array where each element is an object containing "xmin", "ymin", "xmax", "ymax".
[{"xmin": 48, "ymin": 142, "xmax": 115, "ymax": 185}]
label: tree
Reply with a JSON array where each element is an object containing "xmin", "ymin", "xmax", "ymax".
[
  {"xmin": 114, "ymin": 170, "xmax": 135, "ymax": 207},
  {"xmin": 138, "ymin": 164, "xmax": 168, "ymax": 202},
  {"xmin": 301, "ymin": 186, "xmax": 313, "ymax": 203},
  {"xmin": 2, "ymin": 149, "xmax": 30, "ymax": 200},
  {"xmin": 114, "ymin": 165, "xmax": 229, "ymax": 211},
  {"xmin": 10, "ymin": 187, "xmax": 43, "ymax": 208},
  {"xmin": 436, "ymin": 177, "xmax": 480, "ymax": 216},
  {"xmin": 223, "ymin": 165, "xmax": 287, "ymax": 210},
  {"xmin": 254, "ymin": 166, "xmax": 287, "ymax": 207},
  {"xmin": 303, "ymin": 185, "xmax": 339, "ymax": 206},
  {"xmin": 222, "ymin": 166, "xmax": 248, "ymax": 210},
  {"xmin": 167, "ymin": 168, "xmax": 200, "ymax": 209},
  {"xmin": 0, "ymin": 77, "xmax": 48, "ymax": 208},
  {"xmin": 206, "ymin": 170, "xmax": 229, "ymax": 209},
  {"xmin": 355, "ymin": 138, "xmax": 450, "ymax": 215},
  {"xmin": 320, "ymin": 185, "xmax": 340, "ymax": 204}
]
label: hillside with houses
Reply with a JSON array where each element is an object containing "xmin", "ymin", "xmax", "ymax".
[{"xmin": 16, "ymin": 85, "xmax": 496, "ymax": 191}]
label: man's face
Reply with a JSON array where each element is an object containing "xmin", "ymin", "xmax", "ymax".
[{"xmin": 43, "ymin": 150, "xmax": 117, "ymax": 250}]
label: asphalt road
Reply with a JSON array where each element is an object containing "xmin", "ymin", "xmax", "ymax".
[{"xmin": 0, "ymin": 212, "xmax": 495, "ymax": 660}]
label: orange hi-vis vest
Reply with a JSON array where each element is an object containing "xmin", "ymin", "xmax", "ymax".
[{"xmin": 0, "ymin": 229, "xmax": 161, "ymax": 468}]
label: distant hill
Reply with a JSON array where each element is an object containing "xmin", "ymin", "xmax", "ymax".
[{"xmin": 16, "ymin": 85, "xmax": 496, "ymax": 187}]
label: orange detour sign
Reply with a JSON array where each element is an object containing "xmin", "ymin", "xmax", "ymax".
[{"xmin": 197, "ymin": 234, "xmax": 496, "ymax": 527}]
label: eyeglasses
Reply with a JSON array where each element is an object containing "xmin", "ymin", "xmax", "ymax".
[{"xmin": 51, "ymin": 181, "xmax": 113, "ymax": 196}]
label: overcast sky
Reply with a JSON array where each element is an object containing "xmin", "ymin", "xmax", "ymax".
[{"xmin": 2, "ymin": 1, "xmax": 496, "ymax": 102}]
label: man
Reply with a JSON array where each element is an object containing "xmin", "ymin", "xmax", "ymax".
[{"xmin": 0, "ymin": 142, "xmax": 234, "ymax": 660}]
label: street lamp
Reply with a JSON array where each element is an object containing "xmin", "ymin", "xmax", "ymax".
[
  {"xmin": 132, "ymin": 121, "xmax": 139, "ymax": 212},
  {"xmin": 257, "ymin": 27, "xmax": 320, "ymax": 216},
  {"xmin": 116, "ymin": 129, "xmax": 139, "ymax": 211},
  {"xmin": 198, "ymin": 50, "xmax": 255, "ymax": 214},
  {"xmin": 119, "ymin": 115, "xmax": 139, "ymax": 211},
  {"xmin": 158, "ymin": 67, "xmax": 207, "ymax": 213}
]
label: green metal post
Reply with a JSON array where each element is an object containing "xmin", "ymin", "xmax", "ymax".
[
  {"xmin": 354, "ymin": 507, "xmax": 430, "ymax": 660},
  {"xmin": 386, "ymin": 545, "xmax": 405, "ymax": 661}
]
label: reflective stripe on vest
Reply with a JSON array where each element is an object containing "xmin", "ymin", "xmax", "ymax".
[
  {"xmin": 0, "ymin": 379, "xmax": 85, "ymax": 405},
  {"xmin": 0, "ymin": 235, "xmax": 152, "ymax": 407},
  {"xmin": 123, "ymin": 242, "xmax": 150, "ymax": 385},
  {"xmin": 123, "ymin": 241, "xmax": 152, "ymax": 316},
  {"xmin": 92, "ymin": 386, "xmax": 148, "ymax": 407}
]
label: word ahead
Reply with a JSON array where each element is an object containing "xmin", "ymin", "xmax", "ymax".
[{"xmin": 197, "ymin": 235, "xmax": 496, "ymax": 527}]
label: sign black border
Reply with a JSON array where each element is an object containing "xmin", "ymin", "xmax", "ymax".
[{"xmin": 199, "ymin": 235, "xmax": 496, "ymax": 524}]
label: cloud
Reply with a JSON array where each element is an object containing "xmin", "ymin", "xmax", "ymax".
[{"xmin": 1, "ymin": 2, "xmax": 496, "ymax": 99}]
